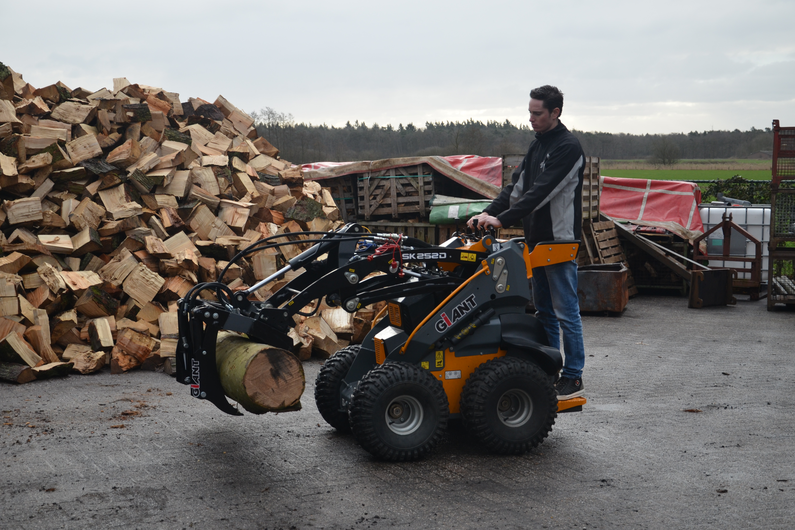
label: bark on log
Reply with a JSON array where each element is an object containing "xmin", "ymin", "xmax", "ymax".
[
  {"xmin": 0, "ymin": 362, "xmax": 35, "ymax": 383},
  {"xmin": 215, "ymin": 331, "xmax": 305, "ymax": 414}
]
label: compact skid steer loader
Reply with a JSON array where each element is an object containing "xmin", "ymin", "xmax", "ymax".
[{"xmin": 176, "ymin": 223, "xmax": 585, "ymax": 461}]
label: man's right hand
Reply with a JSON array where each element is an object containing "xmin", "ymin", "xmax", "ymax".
[
  {"xmin": 467, "ymin": 212, "xmax": 502, "ymax": 229},
  {"xmin": 467, "ymin": 212, "xmax": 489, "ymax": 229}
]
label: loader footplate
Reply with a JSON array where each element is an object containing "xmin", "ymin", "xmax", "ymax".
[{"xmin": 557, "ymin": 396, "xmax": 586, "ymax": 413}]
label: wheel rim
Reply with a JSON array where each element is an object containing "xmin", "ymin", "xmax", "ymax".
[
  {"xmin": 385, "ymin": 395, "xmax": 424, "ymax": 435},
  {"xmin": 496, "ymin": 389, "xmax": 533, "ymax": 427}
]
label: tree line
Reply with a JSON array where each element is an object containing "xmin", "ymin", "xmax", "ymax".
[{"xmin": 252, "ymin": 107, "xmax": 774, "ymax": 164}]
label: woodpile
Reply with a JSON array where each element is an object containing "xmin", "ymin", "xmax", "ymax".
[{"xmin": 0, "ymin": 62, "xmax": 368, "ymax": 385}]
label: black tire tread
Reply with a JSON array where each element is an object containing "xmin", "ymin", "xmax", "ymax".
[
  {"xmin": 460, "ymin": 357, "xmax": 557, "ymax": 454},
  {"xmin": 314, "ymin": 345, "xmax": 361, "ymax": 432},
  {"xmin": 349, "ymin": 362, "xmax": 448, "ymax": 461}
]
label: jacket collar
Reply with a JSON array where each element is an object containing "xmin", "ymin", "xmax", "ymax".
[{"xmin": 535, "ymin": 121, "xmax": 568, "ymax": 143}]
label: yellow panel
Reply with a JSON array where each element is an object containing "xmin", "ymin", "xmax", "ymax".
[
  {"xmin": 526, "ymin": 242, "xmax": 580, "ymax": 275},
  {"xmin": 374, "ymin": 338, "xmax": 386, "ymax": 365},
  {"xmin": 388, "ymin": 302, "xmax": 402, "ymax": 327},
  {"xmin": 431, "ymin": 348, "xmax": 506, "ymax": 414}
]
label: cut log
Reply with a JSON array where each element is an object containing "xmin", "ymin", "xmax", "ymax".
[
  {"xmin": 69, "ymin": 198, "xmax": 106, "ymax": 231},
  {"xmin": 38, "ymin": 234, "xmax": 74, "ymax": 254},
  {"xmin": 70, "ymin": 227, "xmax": 103, "ymax": 256},
  {"xmin": 0, "ymin": 252, "xmax": 32, "ymax": 274},
  {"xmin": 65, "ymin": 134, "xmax": 102, "ymax": 165},
  {"xmin": 0, "ymin": 362, "xmax": 36, "ymax": 383},
  {"xmin": 38, "ymin": 263, "xmax": 67, "ymax": 294},
  {"xmin": 88, "ymin": 317, "xmax": 115, "ymax": 351},
  {"xmin": 50, "ymin": 310, "xmax": 78, "ymax": 344},
  {"xmin": 71, "ymin": 350, "xmax": 106, "ymax": 374},
  {"xmin": 123, "ymin": 263, "xmax": 165, "ymax": 306},
  {"xmin": 303, "ymin": 316, "xmax": 341, "ymax": 359},
  {"xmin": 60, "ymin": 270, "xmax": 102, "ymax": 293},
  {"xmin": 98, "ymin": 248, "xmax": 138, "ymax": 286},
  {"xmin": 0, "ymin": 332, "xmax": 43, "ymax": 367},
  {"xmin": 0, "ymin": 316, "xmax": 26, "ymax": 340},
  {"xmin": 24, "ymin": 325, "xmax": 59, "ymax": 364},
  {"xmin": 50, "ymin": 101, "xmax": 96, "ymax": 124},
  {"xmin": 74, "ymin": 284, "xmax": 121, "ymax": 318},
  {"xmin": 321, "ymin": 308, "xmax": 354, "ymax": 340},
  {"xmin": 4, "ymin": 197, "xmax": 43, "ymax": 225},
  {"xmin": 111, "ymin": 328, "xmax": 156, "ymax": 372},
  {"xmin": 215, "ymin": 331, "xmax": 305, "ymax": 414},
  {"xmin": 32, "ymin": 361, "xmax": 73, "ymax": 379},
  {"xmin": 106, "ymin": 138, "xmax": 141, "ymax": 168},
  {"xmin": 271, "ymin": 195, "xmax": 297, "ymax": 213}
]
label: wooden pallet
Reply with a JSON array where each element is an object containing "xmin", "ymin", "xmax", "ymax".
[
  {"xmin": 582, "ymin": 156, "xmax": 600, "ymax": 220},
  {"xmin": 357, "ymin": 165, "xmax": 433, "ymax": 220},
  {"xmin": 587, "ymin": 220, "xmax": 637, "ymax": 296}
]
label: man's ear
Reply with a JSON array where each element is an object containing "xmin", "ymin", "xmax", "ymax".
[{"xmin": 551, "ymin": 107, "xmax": 561, "ymax": 120}]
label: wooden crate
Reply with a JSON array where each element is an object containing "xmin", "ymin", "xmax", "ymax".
[{"xmin": 357, "ymin": 165, "xmax": 433, "ymax": 220}]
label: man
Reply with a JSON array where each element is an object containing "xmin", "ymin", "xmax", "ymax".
[{"xmin": 467, "ymin": 85, "xmax": 585, "ymax": 400}]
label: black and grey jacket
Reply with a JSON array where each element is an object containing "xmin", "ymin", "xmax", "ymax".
[{"xmin": 485, "ymin": 122, "xmax": 584, "ymax": 248}]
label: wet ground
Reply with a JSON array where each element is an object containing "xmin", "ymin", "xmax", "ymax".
[{"xmin": 2, "ymin": 295, "xmax": 794, "ymax": 529}]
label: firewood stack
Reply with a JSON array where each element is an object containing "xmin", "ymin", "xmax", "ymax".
[{"xmin": 0, "ymin": 62, "xmax": 361, "ymax": 384}]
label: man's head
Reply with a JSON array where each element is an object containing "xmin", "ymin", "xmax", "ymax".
[{"xmin": 528, "ymin": 85, "xmax": 563, "ymax": 134}]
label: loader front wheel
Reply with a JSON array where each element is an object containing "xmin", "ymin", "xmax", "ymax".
[
  {"xmin": 349, "ymin": 362, "xmax": 448, "ymax": 461},
  {"xmin": 460, "ymin": 357, "xmax": 557, "ymax": 454},
  {"xmin": 315, "ymin": 345, "xmax": 360, "ymax": 432}
]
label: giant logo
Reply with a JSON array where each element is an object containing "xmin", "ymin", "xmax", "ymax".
[
  {"xmin": 434, "ymin": 294, "xmax": 477, "ymax": 333},
  {"xmin": 191, "ymin": 359, "xmax": 201, "ymax": 397}
]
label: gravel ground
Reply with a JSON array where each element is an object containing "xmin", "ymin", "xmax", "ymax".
[{"xmin": 1, "ymin": 295, "xmax": 793, "ymax": 529}]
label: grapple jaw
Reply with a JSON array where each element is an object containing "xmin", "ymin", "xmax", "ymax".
[{"xmin": 176, "ymin": 298, "xmax": 243, "ymax": 416}]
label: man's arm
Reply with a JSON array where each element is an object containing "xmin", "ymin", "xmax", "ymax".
[{"xmin": 495, "ymin": 143, "xmax": 582, "ymax": 229}]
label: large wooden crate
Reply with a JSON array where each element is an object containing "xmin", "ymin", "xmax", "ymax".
[{"xmin": 357, "ymin": 165, "xmax": 433, "ymax": 220}]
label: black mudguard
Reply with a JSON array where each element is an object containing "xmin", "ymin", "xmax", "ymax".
[{"xmin": 499, "ymin": 313, "xmax": 562, "ymax": 375}]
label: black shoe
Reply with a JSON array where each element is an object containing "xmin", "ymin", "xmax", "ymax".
[{"xmin": 555, "ymin": 376, "xmax": 584, "ymax": 401}]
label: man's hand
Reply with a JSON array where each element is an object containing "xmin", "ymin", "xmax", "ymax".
[{"xmin": 467, "ymin": 213, "xmax": 502, "ymax": 229}]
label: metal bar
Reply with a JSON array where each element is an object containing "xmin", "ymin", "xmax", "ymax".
[{"xmin": 244, "ymin": 264, "xmax": 292, "ymax": 294}]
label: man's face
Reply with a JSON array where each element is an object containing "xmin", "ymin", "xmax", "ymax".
[{"xmin": 529, "ymin": 99, "xmax": 560, "ymax": 134}]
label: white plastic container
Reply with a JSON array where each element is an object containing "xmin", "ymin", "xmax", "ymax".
[{"xmin": 699, "ymin": 205, "xmax": 771, "ymax": 282}]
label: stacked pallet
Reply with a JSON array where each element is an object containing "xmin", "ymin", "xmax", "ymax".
[{"xmin": 0, "ymin": 63, "xmax": 351, "ymax": 384}]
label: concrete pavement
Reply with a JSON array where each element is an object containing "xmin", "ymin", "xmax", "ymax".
[{"xmin": 1, "ymin": 295, "xmax": 793, "ymax": 529}]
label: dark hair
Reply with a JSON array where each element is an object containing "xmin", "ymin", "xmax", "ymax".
[{"xmin": 530, "ymin": 85, "xmax": 564, "ymax": 115}]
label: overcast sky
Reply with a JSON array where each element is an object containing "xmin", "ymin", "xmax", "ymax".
[{"xmin": 2, "ymin": 0, "xmax": 793, "ymax": 135}]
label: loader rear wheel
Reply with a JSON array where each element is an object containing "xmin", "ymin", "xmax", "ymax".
[
  {"xmin": 315, "ymin": 345, "xmax": 360, "ymax": 432},
  {"xmin": 349, "ymin": 362, "xmax": 448, "ymax": 461},
  {"xmin": 460, "ymin": 357, "xmax": 557, "ymax": 454}
]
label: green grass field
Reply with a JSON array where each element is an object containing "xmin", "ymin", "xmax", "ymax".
[
  {"xmin": 600, "ymin": 169, "xmax": 771, "ymax": 181},
  {"xmin": 600, "ymin": 159, "xmax": 772, "ymax": 181}
]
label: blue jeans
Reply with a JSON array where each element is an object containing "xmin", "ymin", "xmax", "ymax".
[{"xmin": 531, "ymin": 260, "xmax": 585, "ymax": 380}]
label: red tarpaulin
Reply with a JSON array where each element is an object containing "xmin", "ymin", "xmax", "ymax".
[{"xmin": 599, "ymin": 176, "xmax": 705, "ymax": 240}]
